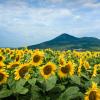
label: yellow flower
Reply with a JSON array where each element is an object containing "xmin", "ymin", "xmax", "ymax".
[
  {"xmin": 15, "ymin": 54, "xmax": 21, "ymax": 62},
  {"xmin": 79, "ymin": 58, "xmax": 84, "ymax": 66},
  {"xmin": 58, "ymin": 61, "xmax": 74, "ymax": 78},
  {"xmin": 0, "ymin": 48, "xmax": 5, "ymax": 54},
  {"xmin": 0, "ymin": 62, "xmax": 5, "ymax": 69},
  {"xmin": 5, "ymin": 48, "xmax": 11, "ymax": 53},
  {"xmin": 84, "ymin": 61, "xmax": 90, "ymax": 69},
  {"xmin": 7, "ymin": 61, "xmax": 19, "ymax": 69},
  {"xmin": 40, "ymin": 62, "xmax": 56, "ymax": 79},
  {"xmin": 0, "ymin": 69, "xmax": 9, "ymax": 85},
  {"xmin": 77, "ymin": 65, "xmax": 81, "ymax": 76},
  {"xmin": 85, "ymin": 82, "xmax": 100, "ymax": 100},
  {"xmin": 92, "ymin": 65, "xmax": 97, "ymax": 77},
  {"xmin": 0, "ymin": 55, "xmax": 5, "ymax": 62},
  {"xmin": 77, "ymin": 58, "xmax": 84, "ymax": 76},
  {"xmin": 31, "ymin": 50, "xmax": 44, "ymax": 66},
  {"xmin": 14, "ymin": 63, "xmax": 31, "ymax": 80},
  {"xmin": 58, "ymin": 56, "xmax": 66, "ymax": 67}
]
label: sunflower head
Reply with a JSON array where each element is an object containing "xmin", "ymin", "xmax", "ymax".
[
  {"xmin": 58, "ymin": 56, "xmax": 66, "ymax": 66},
  {"xmin": 15, "ymin": 54, "xmax": 21, "ymax": 62},
  {"xmin": 0, "ymin": 69, "xmax": 9, "ymax": 85},
  {"xmin": 14, "ymin": 63, "xmax": 31, "ymax": 80},
  {"xmin": 40, "ymin": 62, "xmax": 56, "ymax": 79},
  {"xmin": 0, "ymin": 55, "xmax": 5, "ymax": 62},
  {"xmin": 58, "ymin": 61, "xmax": 74, "ymax": 78},
  {"xmin": 0, "ymin": 48, "xmax": 5, "ymax": 54},
  {"xmin": 92, "ymin": 65, "xmax": 97, "ymax": 77},
  {"xmin": 31, "ymin": 50, "xmax": 44, "ymax": 66},
  {"xmin": 85, "ymin": 82, "xmax": 100, "ymax": 100},
  {"xmin": 7, "ymin": 62, "xmax": 19, "ymax": 69},
  {"xmin": 84, "ymin": 61, "xmax": 90, "ymax": 69},
  {"xmin": 0, "ymin": 62, "xmax": 5, "ymax": 69},
  {"xmin": 5, "ymin": 48, "xmax": 11, "ymax": 53}
]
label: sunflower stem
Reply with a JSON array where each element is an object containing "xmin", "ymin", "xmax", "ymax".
[{"xmin": 16, "ymin": 94, "xmax": 19, "ymax": 100}]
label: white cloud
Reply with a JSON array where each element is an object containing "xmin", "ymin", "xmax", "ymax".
[
  {"xmin": 84, "ymin": 3, "xmax": 100, "ymax": 8},
  {"xmin": 0, "ymin": 2, "xmax": 72, "ymax": 30},
  {"xmin": 0, "ymin": 0, "xmax": 100, "ymax": 47},
  {"xmin": 0, "ymin": 2, "xmax": 73, "ymax": 46},
  {"xmin": 46, "ymin": 0, "xmax": 64, "ymax": 3},
  {"xmin": 73, "ymin": 15, "xmax": 81, "ymax": 20}
]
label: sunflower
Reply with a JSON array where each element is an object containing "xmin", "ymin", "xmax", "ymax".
[
  {"xmin": 77, "ymin": 65, "xmax": 82, "ymax": 76},
  {"xmin": 58, "ymin": 61, "xmax": 74, "ymax": 78},
  {"xmin": 0, "ymin": 62, "xmax": 5, "ymax": 69},
  {"xmin": 31, "ymin": 50, "xmax": 44, "ymax": 66},
  {"xmin": 7, "ymin": 62, "xmax": 19, "ymax": 69},
  {"xmin": 14, "ymin": 63, "xmax": 31, "ymax": 80},
  {"xmin": 77, "ymin": 58, "xmax": 84, "ymax": 76},
  {"xmin": 0, "ymin": 55, "xmax": 5, "ymax": 62},
  {"xmin": 40, "ymin": 62, "xmax": 56, "ymax": 79},
  {"xmin": 85, "ymin": 82, "xmax": 100, "ymax": 100},
  {"xmin": 0, "ymin": 69, "xmax": 9, "ymax": 85},
  {"xmin": 58, "ymin": 55, "xmax": 66, "ymax": 66},
  {"xmin": 84, "ymin": 61, "xmax": 90, "ymax": 69},
  {"xmin": 92, "ymin": 65, "xmax": 97, "ymax": 77},
  {"xmin": 15, "ymin": 54, "xmax": 21, "ymax": 62},
  {"xmin": 5, "ymin": 48, "xmax": 11, "ymax": 53}
]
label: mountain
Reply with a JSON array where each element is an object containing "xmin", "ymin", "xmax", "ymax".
[{"xmin": 28, "ymin": 33, "xmax": 100, "ymax": 50}]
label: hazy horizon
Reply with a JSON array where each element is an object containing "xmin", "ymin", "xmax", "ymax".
[{"xmin": 0, "ymin": 0, "xmax": 100, "ymax": 47}]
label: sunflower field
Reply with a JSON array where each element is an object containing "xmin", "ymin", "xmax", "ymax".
[{"xmin": 0, "ymin": 48, "xmax": 100, "ymax": 100}]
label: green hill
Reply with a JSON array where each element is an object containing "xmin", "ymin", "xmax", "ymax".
[{"xmin": 28, "ymin": 33, "xmax": 100, "ymax": 50}]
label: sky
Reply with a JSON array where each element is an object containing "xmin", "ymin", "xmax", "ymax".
[{"xmin": 0, "ymin": 0, "xmax": 100, "ymax": 47}]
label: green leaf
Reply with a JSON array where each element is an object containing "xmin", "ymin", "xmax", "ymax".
[
  {"xmin": 70, "ymin": 75, "xmax": 81, "ymax": 85},
  {"xmin": 66, "ymin": 92, "xmax": 84, "ymax": 100},
  {"xmin": 31, "ymin": 85, "xmax": 45, "ymax": 100},
  {"xmin": 0, "ymin": 89, "xmax": 12, "ymax": 98},
  {"xmin": 45, "ymin": 75, "xmax": 57, "ymax": 91},
  {"xmin": 58, "ymin": 86, "xmax": 80, "ymax": 100},
  {"xmin": 84, "ymin": 81, "xmax": 91, "ymax": 89},
  {"xmin": 48, "ymin": 85, "xmax": 65, "ymax": 100},
  {"xmin": 28, "ymin": 78, "xmax": 36, "ymax": 86},
  {"xmin": 16, "ymin": 79, "xmax": 27, "ymax": 86},
  {"xmin": 49, "ymin": 85, "xmax": 65, "ymax": 94},
  {"xmin": 15, "ymin": 79, "xmax": 28, "ymax": 94},
  {"xmin": 81, "ymin": 73, "xmax": 90, "ymax": 80},
  {"xmin": 91, "ymin": 75, "xmax": 100, "ymax": 84},
  {"xmin": 16, "ymin": 87, "xmax": 28, "ymax": 94}
]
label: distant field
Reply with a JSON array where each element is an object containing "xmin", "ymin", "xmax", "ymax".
[{"xmin": 0, "ymin": 48, "xmax": 100, "ymax": 100}]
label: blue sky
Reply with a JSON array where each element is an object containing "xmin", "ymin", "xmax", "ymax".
[{"xmin": 0, "ymin": 0, "xmax": 100, "ymax": 47}]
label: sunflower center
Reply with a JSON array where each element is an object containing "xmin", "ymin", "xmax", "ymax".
[
  {"xmin": 19, "ymin": 67, "xmax": 28, "ymax": 78},
  {"xmin": 33, "ymin": 55, "xmax": 41, "ymax": 63},
  {"xmin": 0, "ymin": 56, "xmax": 3, "ymax": 61},
  {"xmin": 0, "ymin": 65, "xmax": 2, "ymax": 68},
  {"xmin": 89, "ymin": 91, "xmax": 97, "ymax": 100},
  {"xmin": 16, "ymin": 56, "xmax": 19, "ymax": 61},
  {"xmin": 43, "ymin": 65, "xmax": 52, "ymax": 75},
  {"xmin": 11, "ymin": 64, "xmax": 19, "ymax": 68},
  {"xmin": 11, "ymin": 56, "xmax": 15, "ymax": 60},
  {"xmin": 0, "ymin": 73, "xmax": 4, "ymax": 81},
  {"xmin": 60, "ymin": 59, "xmax": 64, "ymax": 65},
  {"xmin": 61, "ymin": 66, "xmax": 70, "ymax": 74}
]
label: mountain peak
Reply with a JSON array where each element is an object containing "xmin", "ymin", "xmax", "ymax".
[
  {"xmin": 28, "ymin": 33, "xmax": 100, "ymax": 50},
  {"xmin": 60, "ymin": 33, "xmax": 72, "ymax": 36},
  {"xmin": 54, "ymin": 33, "xmax": 78, "ymax": 41}
]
